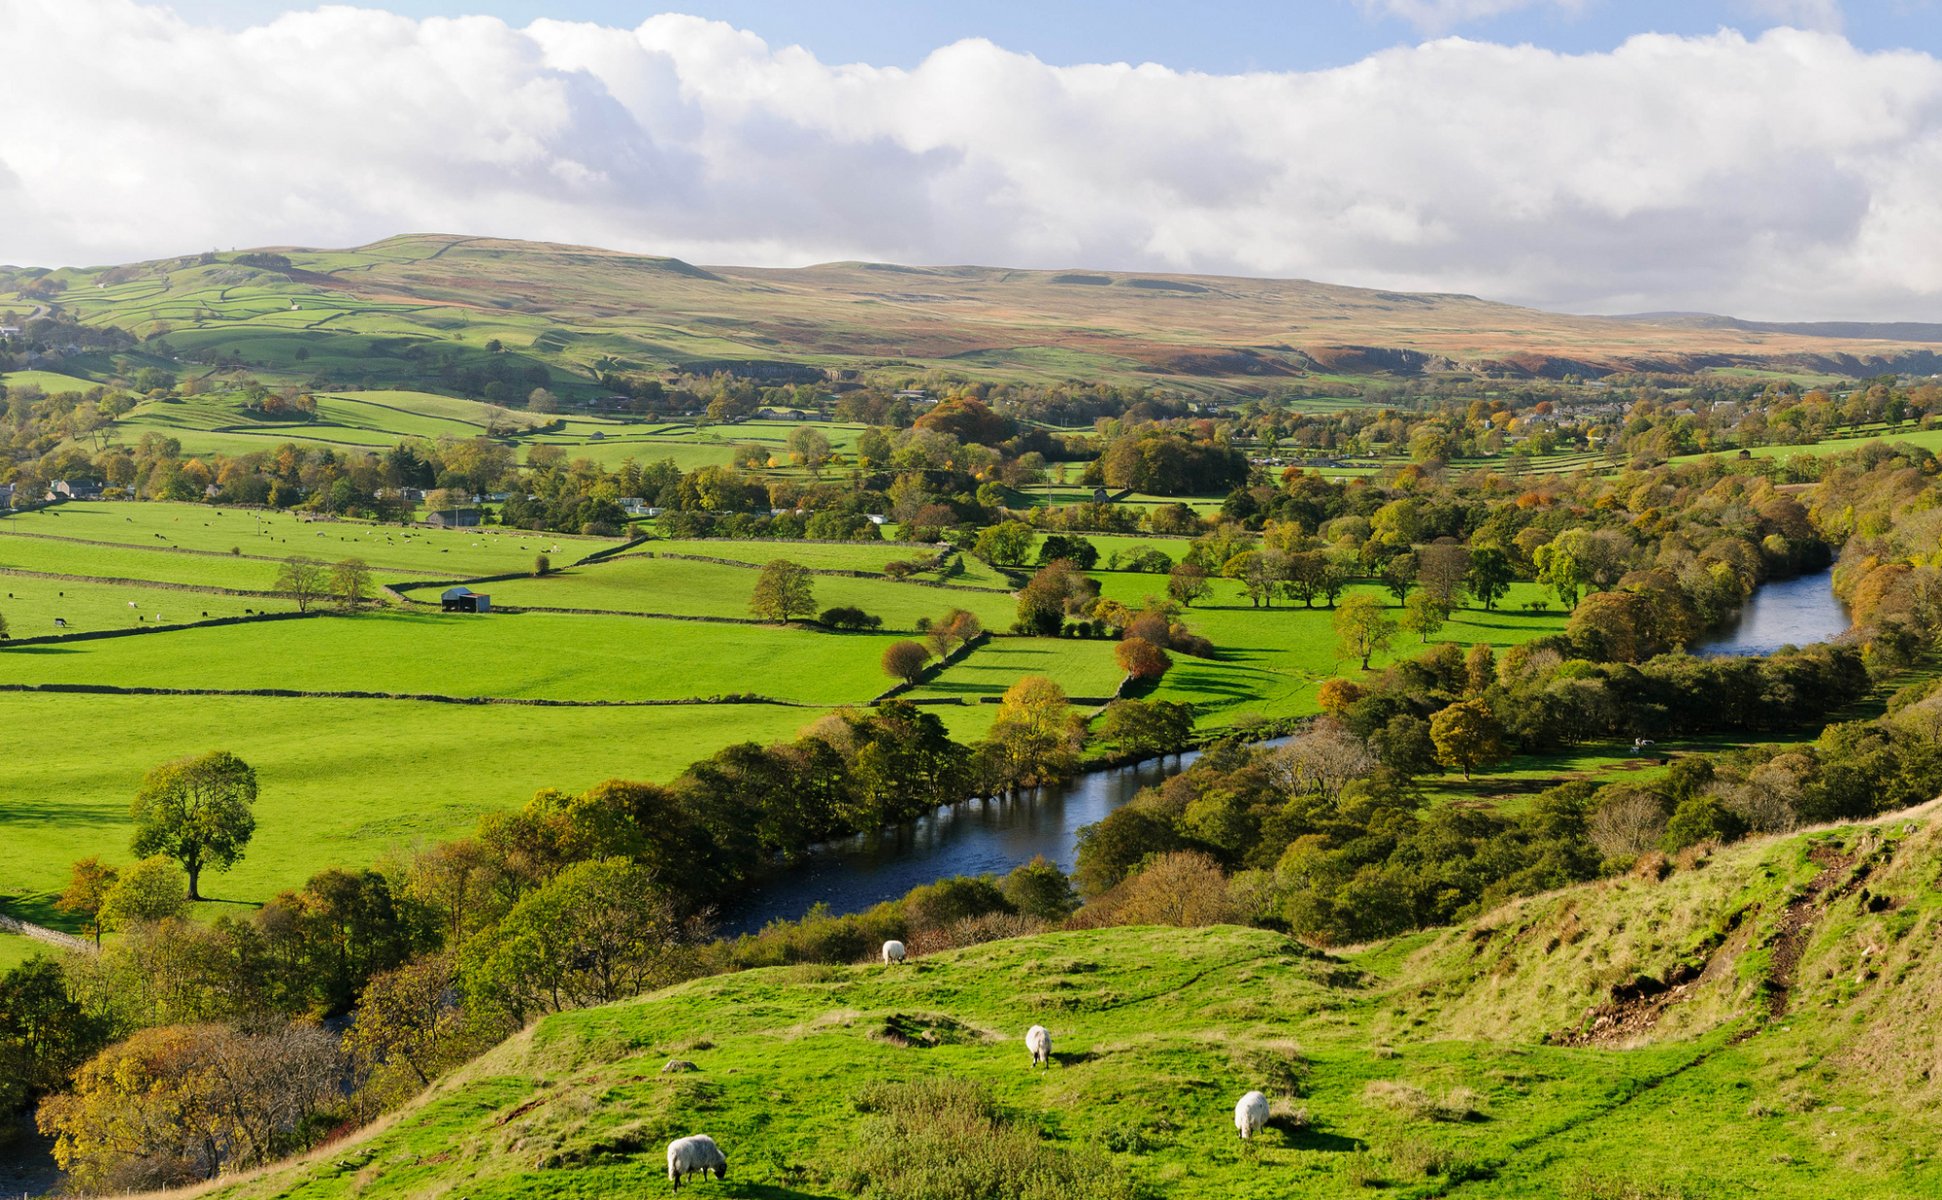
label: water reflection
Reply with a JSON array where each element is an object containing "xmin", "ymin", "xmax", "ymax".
[
  {"xmin": 1698, "ymin": 570, "xmax": 1850, "ymax": 657},
  {"xmin": 728, "ymin": 739, "xmax": 1286, "ymax": 933}
]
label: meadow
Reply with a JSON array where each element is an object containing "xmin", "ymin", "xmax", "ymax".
[
  {"xmin": 0, "ymin": 690, "xmax": 828, "ymax": 933},
  {"xmin": 469, "ymin": 553, "xmax": 1020, "ymax": 631},
  {"xmin": 0, "ymin": 501, "xmax": 614, "ymax": 583},
  {"xmin": 0, "ymin": 610, "xmax": 902, "ymax": 705}
]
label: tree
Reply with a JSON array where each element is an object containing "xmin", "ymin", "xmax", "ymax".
[
  {"xmin": 526, "ymin": 387, "xmax": 558, "ymax": 413},
  {"xmin": 786, "ymin": 426, "xmax": 833, "ymax": 475},
  {"xmin": 1015, "ymin": 559, "xmax": 1096, "ymax": 636},
  {"xmin": 1000, "ymin": 856, "xmax": 1078, "ymax": 921},
  {"xmin": 1035, "ymin": 534, "xmax": 1098, "ymax": 569},
  {"xmin": 1168, "ymin": 561, "xmax": 1211, "ymax": 607},
  {"xmin": 533, "ymin": 553, "xmax": 551, "ymax": 577},
  {"xmin": 330, "ymin": 557, "xmax": 371, "ymax": 610},
  {"xmin": 1380, "ymin": 552, "xmax": 1418, "ymax": 605},
  {"xmin": 1418, "ymin": 540, "xmax": 1471, "ymax": 608},
  {"xmin": 462, "ymin": 859, "xmax": 696, "ymax": 1023},
  {"xmin": 1401, "ymin": 590, "xmax": 1450, "ymax": 643},
  {"xmin": 56, "ymin": 857, "xmax": 119, "ymax": 947},
  {"xmin": 1098, "ymin": 699, "xmax": 1195, "ymax": 759},
  {"xmin": 882, "ymin": 640, "xmax": 930, "ymax": 685},
  {"xmin": 982, "ymin": 676, "xmax": 1085, "ymax": 792},
  {"xmin": 130, "ymin": 751, "xmax": 258, "ymax": 900},
  {"xmin": 1429, "ymin": 698, "xmax": 1509, "ymax": 780},
  {"xmin": 1466, "ymin": 546, "xmax": 1515, "ymax": 611},
  {"xmin": 1115, "ymin": 636, "xmax": 1173, "ymax": 681},
  {"xmin": 98, "ymin": 856, "xmax": 189, "ymax": 929},
  {"xmin": 973, "ymin": 520, "xmax": 1035, "ymax": 566},
  {"xmin": 1333, "ymin": 593, "xmax": 1397, "ymax": 670},
  {"xmin": 275, "ymin": 556, "xmax": 328, "ymax": 612},
  {"xmin": 0, "ymin": 957, "xmax": 108, "ymax": 1119},
  {"xmin": 36, "ymin": 1022, "xmax": 344, "ymax": 1192},
  {"xmin": 749, "ymin": 559, "xmax": 815, "ymax": 622},
  {"xmin": 342, "ymin": 953, "xmax": 490, "ymax": 1110}
]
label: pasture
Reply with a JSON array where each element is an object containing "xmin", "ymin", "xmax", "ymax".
[
  {"xmin": 909, "ymin": 636, "xmax": 1127, "ymax": 702},
  {"xmin": 469, "ymin": 553, "xmax": 1019, "ymax": 630},
  {"xmin": 0, "ymin": 690, "xmax": 828, "ymax": 931},
  {"xmin": 0, "ymin": 501, "xmax": 615, "ymax": 582},
  {"xmin": 0, "ymin": 610, "xmax": 902, "ymax": 706},
  {"xmin": 0, "ymin": 574, "xmax": 295, "ymax": 636}
]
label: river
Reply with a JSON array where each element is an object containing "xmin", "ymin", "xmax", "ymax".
[
  {"xmin": 730, "ymin": 573, "xmax": 1851, "ymax": 932},
  {"xmin": 1695, "ymin": 569, "xmax": 1850, "ymax": 657},
  {"xmin": 725, "ymin": 740, "xmax": 1287, "ymax": 933}
]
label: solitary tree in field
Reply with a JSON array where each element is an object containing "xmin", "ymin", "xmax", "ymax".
[
  {"xmin": 1401, "ymin": 590, "xmax": 1450, "ymax": 643},
  {"xmin": 533, "ymin": 553, "xmax": 551, "ymax": 577},
  {"xmin": 130, "ymin": 750, "xmax": 258, "ymax": 900},
  {"xmin": 749, "ymin": 559, "xmax": 815, "ymax": 622},
  {"xmin": 1429, "ymin": 698, "xmax": 1509, "ymax": 780},
  {"xmin": 1333, "ymin": 593, "xmax": 1397, "ymax": 670},
  {"xmin": 882, "ymin": 640, "xmax": 930, "ymax": 685},
  {"xmin": 1466, "ymin": 546, "xmax": 1515, "ymax": 611},
  {"xmin": 1167, "ymin": 561, "xmax": 1211, "ymax": 608},
  {"xmin": 276, "ymin": 556, "xmax": 329, "ymax": 613},
  {"xmin": 56, "ymin": 856, "xmax": 119, "ymax": 946},
  {"xmin": 786, "ymin": 426, "xmax": 833, "ymax": 475},
  {"xmin": 331, "ymin": 557, "xmax": 371, "ymax": 610}
]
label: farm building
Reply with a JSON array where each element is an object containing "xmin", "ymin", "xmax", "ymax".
[
  {"xmin": 425, "ymin": 508, "xmax": 481, "ymax": 528},
  {"xmin": 441, "ymin": 587, "xmax": 491, "ymax": 613},
  {"xmin": 47, "ymin": 480, "xmax": 104, "ymax": 500}
]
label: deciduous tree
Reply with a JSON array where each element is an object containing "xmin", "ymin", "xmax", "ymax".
[
  {"xmin": 130, "ymin": 751, "xmax": 258, "ymax": 901},
  {"xmin": 275, "ymin": 556, "xmax": 328, "ymax": 612},
  {"xmin": 1429, "ymin": 698, "xmax": 1509, "ymax": 780},
  {"xmin": 1333, "ymin": 593, "xmax": 1397, "ymax": 670},
  {"xmin": 749, "ymin": 559, "xmax": 815, "ymax": 622}
]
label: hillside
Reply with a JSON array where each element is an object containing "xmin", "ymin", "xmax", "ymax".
[
  {"xmin": 10, "ymin": 235, "xmax": 1942, "ymax": 393},
  {"xmin": 176, "ymin": 804, "xmax": 1942, "ymax": 1199}
]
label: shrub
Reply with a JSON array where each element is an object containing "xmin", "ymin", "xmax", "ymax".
[
  {"xmin": 821, "ymin": 605, "xmax": 883, "ymax": 631},
  {"xmin": 882, "ymin": 640, "xmax": 931, "ymax": 685}
]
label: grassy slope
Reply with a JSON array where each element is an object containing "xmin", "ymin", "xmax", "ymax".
[
  {"xmin": 182, "ymin": 808, "xmax": 1942, "ymax": 1200},
  {"xmin": 29, "ymin": 235, "xmax": 1936, "ymax": 391}
]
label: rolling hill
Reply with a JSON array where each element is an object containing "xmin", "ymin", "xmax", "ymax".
[
  {"xmin": 172, "ymin": 802, "xmax": 1942, "ymax": 1199},
  {"xmin": 9, "ymin": 234, "xmax": 1942, "ymax": 394}
]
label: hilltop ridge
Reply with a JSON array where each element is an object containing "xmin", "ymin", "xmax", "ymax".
[
  {"xmin": 172, "ymin": 803, "xmax": 1942, "ymax": 1199},
  {"xmin": 9, "ymin": 233, "xmax": 1942, "ymax": 394}
]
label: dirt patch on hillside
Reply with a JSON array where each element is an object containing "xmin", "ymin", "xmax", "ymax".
[{"xmin": 1762, "ymin": 844, "xmax": 1858, "ymax": 1021}]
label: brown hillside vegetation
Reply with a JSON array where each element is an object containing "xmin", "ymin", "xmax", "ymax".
[{"xmin": 28, "ymin": 233, "xmax": 1942, "ymax": 390}]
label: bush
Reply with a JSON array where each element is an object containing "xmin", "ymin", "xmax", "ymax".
[{"xmin": 821, "ymin": 605, "xmax": 883, "ymax": 631}]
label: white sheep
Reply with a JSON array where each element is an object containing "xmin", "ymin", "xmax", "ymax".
[
  {"xmin": 1235, "ymin": 1090, "xmax": 1269, "ymax": 1140},
  {"xmin": 666, "ymin": 1134, "xmax": 727, "ymax": 1190},
  {"xmin": 881, "ymin": 939, "xmax": 907, "ymax": 964},
  {"xmin": 1025, "ymin": 1024, "xmax": 1051, "ymax": 1069}
]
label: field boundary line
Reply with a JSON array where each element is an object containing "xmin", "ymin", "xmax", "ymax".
[
  {"xmin": 0, "ymin": 912, "xmax": 90, "ymax": 954},
  {"xmin": 0, "ymin": 681, "xmax": 817, "ymax": 709}
]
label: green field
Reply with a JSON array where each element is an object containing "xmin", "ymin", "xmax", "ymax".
[
  {"xmin": 0, "ymin": 573, "xmax": 296, "ymax": 635},
  {"xmin": 1100, "ymin": 577, "xmax": 1569, "ymax": 726},
  {"xmin": 0, "ymin": 369, "xmax": 103, "ymax": 394},
  {"xmin": 0, "ymin": 610, "xmax": 901, "ymax": 705},
  {"xmin": 470, "ymin": 554, "xmax": 1019, "ymax": 631},
  {"xmin": 0, "ymin": 691, "xmax": 828, "ymax": 932},
  {"xmin": 1, "ymin": 501, "xmax": 616, "ymax": 584},
  {"xmin": 633, "ymin": 538, "xmax": 937, "ymax": 573},
  {"xmin": 910, "ymin": 636, "xmax": 1128, "ymax": 702}
]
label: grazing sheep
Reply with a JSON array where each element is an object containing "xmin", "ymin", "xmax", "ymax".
[
  {"xmin": 1025, "ymin": 1024, "xmax": 1051, "ymax": 1069},
  {"xmin": 1235, "ymin": 1090, "xmax": 1269, "ymax": 1140},
  {"xmin": 666, "ymin": 1134, "xmax": 727, "ymax": 1190},
  {"xmin": 882, "ymin": 939, "xmax": 907, "ymax": 965}
]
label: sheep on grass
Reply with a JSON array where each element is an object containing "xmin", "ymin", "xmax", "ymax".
[
  {"xmin": 667, "ymin": 1134, "xmax": 727, "ymax": 1190},
  {"xmin": 882, "ymin": 939, "xmax": 907, "ymax": 964},
  {"xmin": 1025, "ymin": 1024, "xmax": 1051, "ymax": 1069},
  {"xmin": 1235, "ymin": 1090, "xmax": 1269, "ymax": 1140}
]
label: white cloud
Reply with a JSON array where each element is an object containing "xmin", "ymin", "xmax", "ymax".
[
  {"xmin": 0, "ymin": 2, "xmax": 1939, "ymax": 319},
  {"xmin": 1735, "ymin": 0, "xmax": 1846, "ymax": 33}
]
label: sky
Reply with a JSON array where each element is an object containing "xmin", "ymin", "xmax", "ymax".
[{"xmin": 3, "ymin": 0, "xmax": 1941, "ymax": 319}]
